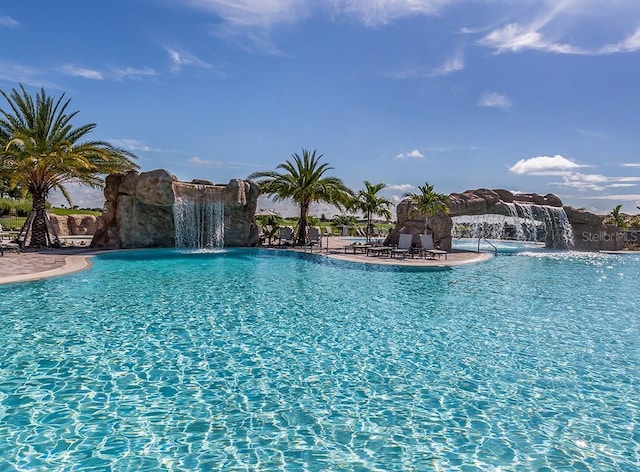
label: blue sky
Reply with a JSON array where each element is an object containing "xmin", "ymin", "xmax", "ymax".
[{"xmin": 2, "ymin": 0, "xmax": 640, "ymax": 215}]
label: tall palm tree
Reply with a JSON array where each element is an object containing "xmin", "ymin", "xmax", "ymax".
[
  {"xmin": 0, "ymin": 84, "xmax": 138, "ymax": 247},
  {"xmin": 248, "ymin": 149, "xmax": 353, "ymax": 245},
  {"xmin": 350, "ymin": 181, "xmax": 391, "ymax": 242},
  {"xmin": 403, "ymin": 182, "xmax": 450, "ymax": 233}
]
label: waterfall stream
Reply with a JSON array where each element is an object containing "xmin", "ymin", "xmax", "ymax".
[
  {"xmin": 173, "ymin": 186, "xmax": 225, "ymax": 249},
  {"xmin": 452, "ymin": 203, "xmax": 574, "ymax": 249}
]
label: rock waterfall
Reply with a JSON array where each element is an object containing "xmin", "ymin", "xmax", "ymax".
[{"xmin": 173, "ymin": 184, "xmax": 225, "ymax": 249}]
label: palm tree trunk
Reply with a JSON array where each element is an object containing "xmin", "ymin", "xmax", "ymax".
[
  {"xmin": 297, "ymin": 201, "xmax": 309, "ymax": 245},
  {"xmin": 29, "ymin": 191, "xmax": 49, "ymax": 248}
]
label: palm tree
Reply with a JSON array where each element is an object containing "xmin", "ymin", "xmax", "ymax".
[
  {"xmin": 403, "ymin": 182, "xmax": 450, "ymax": 233},
  {"xmin": 350, "ymin": 181, "xmax": 391, "ymax": 242},
  {"xmin": 610, "ymin": 204, "xmax": 627, "ymax": 229},
  {"xmin": 0, "ymin": 84, "xmax": 138, "ymax": 247},
  {"xmin": 248, "ymin": 149, "xmax": 353, "ymax": 245}
]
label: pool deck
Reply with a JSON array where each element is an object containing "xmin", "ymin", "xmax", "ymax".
[{"xmin": 0, "ymin": 238, "xmax": 493, "ymax": 285}]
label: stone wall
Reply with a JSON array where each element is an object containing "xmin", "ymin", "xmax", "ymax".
[
  {"xmin": 49, "ymin": 214, "xmax": 99, "ymax": 236},
  {"xmin": 91, "ymin": 169, "xmax": 259, "ymax": 249}
]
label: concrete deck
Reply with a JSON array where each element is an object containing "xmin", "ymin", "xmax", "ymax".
[
  {"xmin": 0, "ymin": 237, "xmax": 493, "ymax": 285},
  {"xmin": 0, "ymin": 250, "xmax": 94, "ymax": 285}
]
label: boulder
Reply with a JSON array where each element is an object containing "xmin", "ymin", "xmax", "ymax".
[
  {"xmin": 385, "ymin": 199, "xmax": 453, "ymax": 250},
  {"xmin": 92, "ymin": 169, "xmax": 259, "ymax": 249},
  {"xmin": 48, "ymin": 213, "xmax": 98, "ymax": 236}
]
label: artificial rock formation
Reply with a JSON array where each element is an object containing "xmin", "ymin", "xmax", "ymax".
[
  {"xmin": 91, "ymin": 169, "xmax": 259, "ymax": 249},
  {"xmin": 385, "ymin": 201, "xmax": 453, "ymax": 250},
  {"xmin": 387, "ymin": 188, "xmax": 616, "ymax": 251},
  {"xmin": 49, "ymin": 214, "xmax": 99, "ymax": 236}
]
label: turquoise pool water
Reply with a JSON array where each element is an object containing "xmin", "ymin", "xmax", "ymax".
[{"xmin": 1, "ymin": 248, "xmax": 639, "ymax": 471}]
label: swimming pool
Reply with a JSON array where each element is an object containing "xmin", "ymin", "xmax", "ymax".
[{"xmin": 1, "ymin": 249, "xmax": 639, "ymax": 470}]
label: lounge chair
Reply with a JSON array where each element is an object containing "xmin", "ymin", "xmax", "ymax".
[
  {"xmin": 390, "ymin": 233, "xmax": 413, "ymax": 259},
  {"xmin": 0, "ymin": 224, "xmax": 20, "ymax": 256},
  {"xmin": 418, "ymin": 234, "xmax": 448, "ymax": 260},
  {"xmin": 277, "ymin": 226, "xmax": 294, "ymax": 247},
  {"xmin": 304, "ymin": 227, "xmax": 322, "ymax": 252}
]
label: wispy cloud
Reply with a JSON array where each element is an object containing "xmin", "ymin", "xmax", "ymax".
[
  {"xmin": 113, "ymin": 66, "xmax": 157, "ymax": 80},
  {"xmin": 395, "ymin": 149, "xmax": 424, "ymax": 159},
  {"xmin": 387, "ymin": 183, "xmax": 415, "ymax": 191},
  {"xmin": 166, "ymin": 47, "xmax": 212, "ymax": 72},
  {"xmin": 478, "ymin": 90, "xmax": 512, "ymax": 110},
  {"xmin": 427, "ymin": 145, "xmax": 480, "ymax": 152},
  {"xmin": 188, "ymin": 156, "xmax": 213, "ymax": 165},
  {"xmin": 477, "ymin": 1, "xmax": 640, "ymax": 56},
  {"xmin": 509, "ymin": 155, "xmax": 588, "ymax": 175},
  {"xmin": 547, "ymin": 172, "xmax": 640, "ymax": 192},
  {"xmin": 430, "ymin": 51, "xmax": 464, "ymax": 77},
  {"xmin": 0, "ymin": 15, "xmax": 19, "ymax": 27},
  {"xmin": 335, "ymin": 0, "xmax": 449, "ymax": 27},
  {"xmin": 622, "ymin": 163, "xmax": 640, "ymax": 168},
  {"xmin": 59, "ymin": 64, "xmax": 104, "ymax": 80},
  {"xmin": 0, "ymin": 61, "xmax": 58, "ymax": 88},
  {"xmin": 576, "ymin": 128, "xmax": 607, "ymax": 140},
  {"xmin": 188, "ymin": 156, "xmax": 258, "ymax": 168},
  {"xmin": 598, "ymin": 27, "xmax": 640, "ymax": 54},
  {"xmin": 182, "ymin": 0, "xmax": 452, "ymax": 52},
  {"xmin": 478, "ymin": 22, "xmax": 582, "ymax": 55},
  {"xmin": 110, "ymin": 139, "xmax": 172, "ymax": 153},
  {"xmin": 586, "ymin": 194, "xmax": 640, "ymax": 201}
]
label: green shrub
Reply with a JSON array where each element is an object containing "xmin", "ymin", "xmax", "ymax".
[{"xmin": 0, "ymin": 198, "xmax": 32, "ymax": 217}]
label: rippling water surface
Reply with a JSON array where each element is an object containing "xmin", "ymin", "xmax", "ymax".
[{"xmin": 1, "ymin": 248, "xmax": 639, "ymax": 471}]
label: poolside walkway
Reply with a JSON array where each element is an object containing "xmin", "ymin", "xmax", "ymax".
[
  {"xmin": 0, "ymin": 237, "xmax": 493, "ymax": 285},
  {"xmin": 295, "ymin": 237, "xmax": 493, "ymax": 267},
  {"xmin": 0, "ymin": 250, "xmax": 94, "ymax": 285}
]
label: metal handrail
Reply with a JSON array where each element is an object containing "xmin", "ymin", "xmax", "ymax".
[{"xmin": 478, "ymin": 237, "xmax": 498, "ymax": 256}]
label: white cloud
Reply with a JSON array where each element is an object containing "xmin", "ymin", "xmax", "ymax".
[
  {"xmin": 395, "ymin": 149, "xmax": 424, "ymax": 159},
  {"xmin": 586, "ymin": 194, "xmax": 640, "ymax": 201},
  {"xmin": 0, "ymin": 61, "xmax": 58, "ymax": 88},
  {"xmin": 113, "ymin": 66, "xmax": 157, "ymax": 80},
  {"xmin": 110, "ymin": 139, "xmax": 170, "ymax": 152},
  {"xmin": 598, "ymin": 27, "xmax": 640, "ymax": 54},
  {"xmin": 621, "ymin": 163, "xmax": 640, "ymax": 167},
  {"xmin": 0, "ymin": 15, "xmax": 19, "ymax": 27},
  {"xmin": 336, "ymin": 0, "xmax": 449, "ymax": 26},
  {"xmin": 509, "ymin": 155, "xmax": 586, "ymax": 175},
  {"xmin": 188, "ymin": 156, "xmax": 259, "ymax": 168},
  {"xmin": 477, "ymin": 2, "xmax": 640, "ymax": 56},
  {"xmin": 166, "ymin": 47, "xmax": 212, "ymax": 72},
  {"xmin": 478, "ymin": 22, "xmax": 582, "ymax": 55},
  {"xmin": 188, "ymin": 156, "xmax": 213, "ymax": 165},
  {"xmin": 576, "ymin": 129, "xmax": 607, "ymax": 139},
  {"xmin": 430, "ymin": 51, "xmax": 464, "ymax": 77},
  {"xmin": 478, "ymin": 91, "xmax": 512, "ymax": 110},
  {"xmin": 59, "ymin": 64, "xmax": 104, "ymax": 80},
  {"xmin": 387, "ymin": 183, "xmax": 415, "ymax": 191},
  {"xmin": 549, "ymin": 172, "xmax": 640, "ymax": 192}
]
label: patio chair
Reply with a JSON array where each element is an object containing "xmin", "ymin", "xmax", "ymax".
[
  {"xmin": 419, "ymin": 234, "xmax": 448, "ymax": 260},
  {"xmin": 390, "ymin": 233, "xmax": 413, "ymax": 259},
  {"xmin": 304, "ymin": 227, "xmax": 322, "ymax": 251},
  {"xmin": 278, "ymin": 226, "xmax": 294, "ymax": 247}
]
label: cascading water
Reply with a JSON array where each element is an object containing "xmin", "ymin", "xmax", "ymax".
[
  {"xmin": 452, "ymin": 202, "xmax": 574, "ymax": 249},
  {"xmin": 539, "ymin": 205, "xmax": 574, "ymax": 249},
  {"xmin": 173, "ymin": 186, "xmax": 225, "ymax": 249}
]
